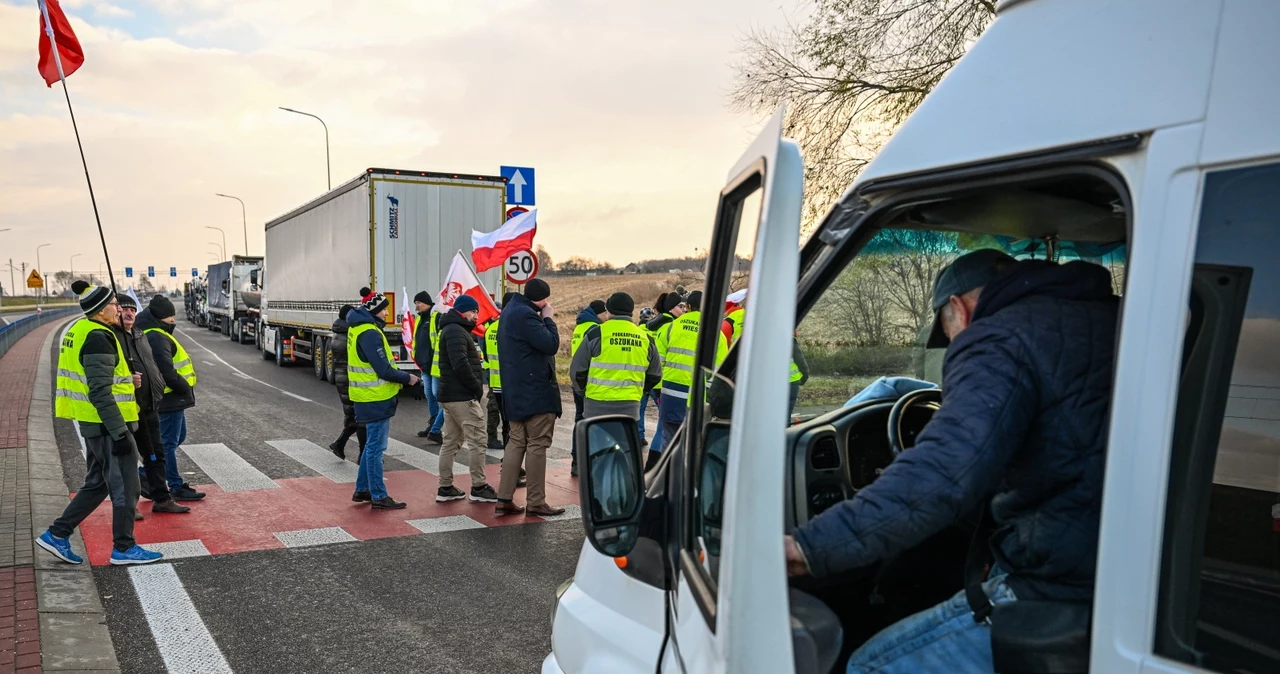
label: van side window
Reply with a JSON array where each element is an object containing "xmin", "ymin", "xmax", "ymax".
[{"xmin": 1156, "ymin": 163, "xmax": 1280, "ymax": 673}]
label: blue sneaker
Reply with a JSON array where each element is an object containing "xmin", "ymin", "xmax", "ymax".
[
  {"xmin": 109, "ymin": 545, "xmax": 164, "ymax": 566},
  {"xmin": 36, "ymin": 530, "xmax": 83, "ymax": 565}
]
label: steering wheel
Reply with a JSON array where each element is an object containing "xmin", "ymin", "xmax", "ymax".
[{"xmin": 887, "ymin": 388, "xmax": 942, "ymax": 456}]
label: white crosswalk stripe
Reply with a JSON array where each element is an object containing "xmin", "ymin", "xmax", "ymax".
[
  {"xmin": 129, "ymin": 564, "xmax": 233, "ymax": 674},
  {"xmin": 181, "ymin": 443, "xmax": 279, "ymax": 492},
  {"xmin": 265, "ymin": 439, "xmax": 359, "ymax": 483},
  {"xmin": 386, "ymin": 438, "xmax": 482, "ymax": 476}
]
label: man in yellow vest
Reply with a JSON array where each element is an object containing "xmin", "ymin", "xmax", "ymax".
[
  {"xmin": 484, "ymin": 292, "xmax": 513, "ymax": 450},
  {"xmin": 568, "ymin": 299, "xmax": 607, "ymax": 477},
  {"xmin": 349, "ymin": 288, "xmax": 419, "ymax": 509},
  {"xmin": 643, "ymin": 292, "xmax": 687, "ymax": 452},
  {"xmin": 37, "ymin": 282, "xmax": 163, "ymax": 566},
  {"xmin": 412, "ymin": 291, "xmax": 445, "ymax": 444},
  {"xmin": 137, "ymin": 294, "xmax": 206, "ymax": 503},
  {"xmin": 722, "ymin": 296, "xmax": 809, "ymax": 415},
  {"xmin": 124, "ymin": 294, "xmax": 191, "ymax": 516},
  {"xmin": 652, "ymin": 291, "xmax": 728, "ymax": 471},
  {"xmin": 570, "ymin": 293, "xmax": 662, "ymax": 423}
]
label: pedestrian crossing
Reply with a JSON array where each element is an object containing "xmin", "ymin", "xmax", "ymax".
[{"xmin": 181, "ymin": 443, "xmax": 281, "ymax": 492}]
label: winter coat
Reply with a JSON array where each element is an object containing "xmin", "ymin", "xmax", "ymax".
[
  {"xmin": 77, "ymin": 322, "xmax": 137, "ymax": 440},
  {"xmin": 137, "ymin": 309, "xmax": 195, "ymax": 414},
  {"xmin": 436, "ymin": 310, "xmax": 485, "ymax": 403},
  {"xmin": 792, "ymin": 260, "xmax": 1119, "ymax": 603},
  {"xmin": 645, "ymin": 312, "xmax": 675, "ymax": 333},
  {"xmin": 570, "ymin": 317, "xmax": 662, "ymax": 395},
  {"xmin": 412, "ymin": 309, "xmax": 435, "ymax": 373},
  {"xmin": 330, "ymin": 316, "xmax": 355, "ymax": 421},
  {"xmin": 496, "ymin": 292, "xmax": 562, "ymax": 422},
  {"xmin": 347, "ymin": 306, "xmax": 413, "ymax": 424},
  {"xmin": 121, "ymin": 323, "xmax": 164, "ymax": 415}
]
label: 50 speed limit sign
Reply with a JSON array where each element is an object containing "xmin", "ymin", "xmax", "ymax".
[{"xmin": 505, "ymin": 250, "xmax": 539, "ymax": 284}]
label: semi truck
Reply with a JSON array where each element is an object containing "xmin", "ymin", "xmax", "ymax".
[
  {"xmin": 205, "ymin": 255, "xmax": 263, "ymax": 342},
  {"xmin": 257, "ymin": 167, "xmax": 507, "ymax": 382}
]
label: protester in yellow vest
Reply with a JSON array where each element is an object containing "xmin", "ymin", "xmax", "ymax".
[
  {"xmin": 38, "ymin": 281, "xmax": 164, "ymax": 567},
  {"xmin": 722, "ymin": 298, "xmax": 809, "ymax": 414},
  {"xmin": 412, "ymin": 291, "xmax": 445, "ymax": 444},
  {"xmin": 652, "ymin": 291, "xmax": 728, "ymax": 471},
  {"xmin": 568, "ymin": 299, "xmax": 606, "ymax": 477},
  {"xmin": 643, "ymin": 292, "xmax": 687, "ymax": 452},
  {"xmin": 483, "ymin": 292, "xmax": 514, "ymax": 450},
  {"xmin": 137, "ymin": 294, "xmax": 205, "ymax": 503},
  {"xmin": 348, "ymin": 288, "xmax": 419, "ymax": 510},
  {"xmin": 570, "ymin": 292, "xmax": 662, "ymax": 423},
  {"xmin": 128, "ymin": 294, "xmax": 194, "ymax": 516}
]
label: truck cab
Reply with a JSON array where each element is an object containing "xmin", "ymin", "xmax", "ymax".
[{"xmin": 546, "ymin": 1, "xmax": 1280, "ymax": 672}]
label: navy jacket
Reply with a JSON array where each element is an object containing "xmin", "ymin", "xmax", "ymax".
[
  {"xmin": 347, "ymin": 307, "xmax": 413, "ymax": 424},
  {"xmin": 137, "ymin": 309, "xmax": 194, "ymax": 414},
  {"xmin": 436, "ymin": 310, "xmax": 485, "ymax": 403},
  {"xmin": 497, "ymin": 293, "xmax": 562, "ymax": 422},
  {"xmin": 793, "ymin": 260, "xmax": 1118, "ymax": 602}
]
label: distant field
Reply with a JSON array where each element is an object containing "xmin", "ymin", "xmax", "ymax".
[{"xmin": 0, "ymin": 298, "xmax": 75, "ymax": 312}]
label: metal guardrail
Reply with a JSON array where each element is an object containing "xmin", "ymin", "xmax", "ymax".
[{"xmin": 0, "ymin": 308, "xmax": 78, "ymax": 360}]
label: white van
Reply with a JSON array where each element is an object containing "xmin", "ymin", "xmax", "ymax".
[{"xmin": 546, "ymin": 0, "xmax": 1280, "ymax": 672}]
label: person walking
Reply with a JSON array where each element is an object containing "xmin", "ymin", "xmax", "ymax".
[
  {"xmin": 140, "ymin": 294, "xmax": 205, "ymax": 503},
  {"xmin": 653, "ymin": 291, "xmax": 726, "ymax": 471},
  {"xmin": 328, "ymin": 305, "xmax": 366, "ymax": 462},
  {"xmin": 568, "ymin": 299, "xmax": 606, "ymax": 477},
  {"xmin": 36, "ymin": 282, "xmax": 163, "ymax": 566},
  {"xmin": 412, "ymin": 292, "xmax": 446, "ymax": 444},
  {"xmin": 126, "ymin": 295, "xmax": 190, "ymax": 517},
  {"xmin": 495, "ymin": 279, "xmax": 565, "ymax": 517},
  {"xmin": 348, "ymin": 288, "xmax": 419, "ymax": 509},
  {"xmin": 484, "ymin": 292, "xmax": 513, "ymax": 450},
  {"xmin": 433, "ymin": 296, "xmax": 499, "ymax": 503},
  {"xmin": 570, "ymin": 292, "xmax": 661, "ymax": 424},
  {"xmin": 644, "ymin": 291, "xmax": 686, "ymax": 453}
]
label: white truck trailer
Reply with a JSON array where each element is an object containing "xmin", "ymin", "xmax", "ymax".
[
  {"xmin": 206, "ymin": 255, "xmax": 263, "ymax": 342},
  {"xmin": 257, "ymin": 167, "xmax": 507, "ymax": 382}
]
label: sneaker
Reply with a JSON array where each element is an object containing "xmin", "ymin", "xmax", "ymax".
[
  {"xmin": 351, "ymin": 491, "xmax": 372, "ymax": 502},
  {"xmin": 469, "ymin": 484, "xmax": 498, "ymax": 503},
  {"xmin": 425, "ymin": 432, "xmax": 444, "ymax": 445},
  {"xmin": 134, "ymin": 508, "xmax": 144, "ymax": 521},
  {"xmin": 436, "ymin": 486, "xmax": 466, "ymax": 502},
  {"xmin": 495, "ymin": 501, "xmax": 525, "ymax": 516},
  {"xmin": 371, "ymin": 496, "xmax": 407, "ymax": 510},
  {"xmin": 109, "ymin": 545, "xmax": 164, "ymax": 566},
  {"xmin": 487, "ymin": 440, "xmax": 505, "ymax": 450},
  {"xmin": 416, "ymin": 429, "xmax": 431, "ymax": 438},
  {"xmin": 328, "ymin": 441, "xmax": 346, "ymax": 460},
  {"xmin": 171, "ymin": 484, "xmax": 206, "ymax": 501},
  {"xmin": 152, "ymin": 500, "xmax": 191, "ymax": 514},
  {"xmin": 525, "ymin": 503, "xmax": 567, "ymax": 517},
  {"xmin": 36, "ymin": 531, "xmax": 83, "ymax": 565}
]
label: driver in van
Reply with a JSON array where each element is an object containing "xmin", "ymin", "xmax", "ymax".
[{"xmin": 784, "ymin": 248, "xmax": 1119, "ymax": 673}]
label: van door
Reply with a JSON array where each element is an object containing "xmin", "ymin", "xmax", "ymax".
[{"xmin": 660, "ymin": 108, "xmax": 805, "ymax": 672}]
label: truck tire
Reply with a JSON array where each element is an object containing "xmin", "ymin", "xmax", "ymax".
[
  {"xmin": 313, "ymin": 338, "xmax": 327, "ymax": 380},
  {"xmin": 275, "ymin": 334, "xmax": 288, "ymax": 367},
  {"xmin": 325, "ymin": 345, "xmax": 336, "ymax": 385},
  {"xmin": 230, "ymin": 318, "xmax": 241, "ymax": 343}
]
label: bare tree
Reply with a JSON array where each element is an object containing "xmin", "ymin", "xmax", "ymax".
[
  {"xmin": 535, "ymin": 245, "xmax": 554, "ymax": 275},
  {"xmin": 732, "ymin": 0, "xmax": 994, "ymax": 229}
]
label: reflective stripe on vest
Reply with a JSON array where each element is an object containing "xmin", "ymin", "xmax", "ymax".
[
  {"xmin": 585, "ymin": 320, "xmax": 650, "ymax": 402},
  {"xmin": 570, "ymin": 321, "xmax": 595, "ymax": 358},
  {"xmin": 347, "ymin": 323, "xmax": 402, "ymax": 402},
  {"xmin": 726, "ymin": 307, "xmax": 802, "ymax": 383},
  {"xmin": 660, "ymin": 312, "xmax": 702, "ymax": 387},
  {"xmin": 429, "ymin": 312, "xmax": 442, "ymax": 378},
  {"xmin": 143, "ymin": 327, "xmax": 197, "ymax": 393},
  {"xmin": 55, "ymin": 319, "xmax": 139, "ymax": 424},
  {"xmin": 484, "ymin": 319, "xmax": 501, "ymax": 389}
]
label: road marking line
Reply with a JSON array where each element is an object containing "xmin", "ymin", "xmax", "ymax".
[
  {"xmin": 181, "ymin": 443, "xmax": 279, "ymax": 492},
  {"xmin": 274, "ymin": 526, "xmax": 357, "ymax": 548},
  {"xmin": 281, "ymin": 391, "xmax": 312, "ymax": 402},
  {"xmin": 129, "ymin": 564, "xmax": 234, "ymax": 674},
  {"xmin": 532, "ymin": 504, "xmax": 582, "ymax": 522},
  {"xmin": 232, "ymin": 371, "xmax": 251, "ymax": 380},
  {"xmin": 265, "ymin": 439, "xmax": 358, "ymax": 483},
  {"xmin": 144, "ymin": 540, "xmax": 212, "ymax": 560},
  {"xmin": 386, "ymin": 438, "xmax": 475, "ymax": 476},
  {"xmin": 406, "ymin": 515, "xmax": 486, "ymax": 534},
  {"xmin": 176, "ymin": 327, "xmax": 328, "ymax": 408}
]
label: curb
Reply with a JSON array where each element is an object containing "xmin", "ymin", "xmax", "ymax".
[{"xmin": 27, "ymin": 318, "xmax": 121, "ymax": 673}]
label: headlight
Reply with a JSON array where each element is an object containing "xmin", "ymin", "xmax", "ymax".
[{"xmin": 551, "ymin": 577, "xmax": 574, "ymax": 628}]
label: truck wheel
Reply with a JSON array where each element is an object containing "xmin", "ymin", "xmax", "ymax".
[
  {"xmin": 313, "ymin": 339, "xmax": 327, "ymax": 380},
  {"xmin": 325, "ymin": 346, "xmax": 336, "ymax": 385},
  {"xmin": 230, "ymin": 319, "xmax": 241, "ymax": 343},
  {"xmin": 276, "ymin": 335, "xmax": 288, "ymax": 367}
]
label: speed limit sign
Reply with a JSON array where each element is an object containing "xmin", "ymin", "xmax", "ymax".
[{"xmin": 505, "ymin": 249, "xmax": 539, "ymax": 284}]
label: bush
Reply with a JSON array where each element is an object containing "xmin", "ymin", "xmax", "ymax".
[{"xmin": 800, "ymin": 344, "xmax": 912, "ymax": 378}]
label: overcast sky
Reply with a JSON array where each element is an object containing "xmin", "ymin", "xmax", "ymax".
[{"xmin": 0, "ymin": 0, "xmax": 801, "ymax": 287}]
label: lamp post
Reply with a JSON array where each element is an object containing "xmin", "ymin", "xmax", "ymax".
[
  {"xmin": 214, "ymin": 193, "xmax": 249, "ymax": 255},
  {"xmin": 69, "ymin": 253, "xmax": 81, "ymax": 295},
  {"xmin": 36, "ymin": 243, "xmax": 51, "ymax": 302},
  {"xmin": 0, "ymin": 229, "xmax": 8, "ymax": 306},
  {"xmin": 278, "ymin": 107, "xmax": 331, "ymax": 190},
  {"xmin": 206, "ymin": 226, "xmax": 227, "ymax": 261},
  {"xmin": 209, "ymin": 242, "xmax": 225, "ymax": 262}
]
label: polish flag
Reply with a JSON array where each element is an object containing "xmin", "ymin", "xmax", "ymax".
[
  {"xmin": 471, "ymin": 208, "xmax": 536, "ymax": 272},
  {"xmin": 38, "ymin": 0, "xmax": 85, "ymax": 87},
  {"xmin": 435, "ymin": 252, "xmax": 500, "ymax": 334},
  {"xmin": 400, "ymin": 286, "xmax": 415, "ymax": 350}
]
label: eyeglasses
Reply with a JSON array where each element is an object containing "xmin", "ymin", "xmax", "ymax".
[{"xmin": 106, "ymin": 301, "xmax": 121, "ymax": 308}]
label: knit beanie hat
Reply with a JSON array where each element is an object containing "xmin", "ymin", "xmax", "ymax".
[
  {"xmin": 413, "ymin": 290, "xmax": 433, "ymax": 305},
  {"xmin": 605, "ymin": 292, "xmax": 634, "ymax": 316},
  {"xmin": 72, "ymin": 280, "xmax": 114, "ymax": 317},
  {"xmin": 500, "ymin": 291, "xmax": 515, "ymax": 308},
  {"xmin": 589, "ymin": 299, "xmax": 607, "ymax": 315},
  {"xmin": 661, "ymin": 292, "xmax": 684, "ymax": 313},
  {"xmin": 117, "ymin": 293, "xmax": 138, "ymax": 310},
  {"xmin": 338, "ymin": 304, "xmax": 354, "ymax": 321},
  {"xmin": 686, "ymin": 291, "xmax": 704, "ymax": 312},
  {"xmin": 149, "ymin": 295, "xmax": 176, "ymax": 320},
  {"xmin": 359, "ymin": 287, "xmax": 389, "ymax": 315},
  {"xmin": 453, "ymin": 295, "xmax": 479, "ymax": 314},
  {"xmin": 524, "ymin": 278, "xmax": 551, "ymax": 302}
]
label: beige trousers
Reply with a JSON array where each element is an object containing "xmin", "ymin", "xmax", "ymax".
[
  {"xmin": 439, "ymin": 400, "xmax": 488, "ymax": 489},
  {"xmin": 499, "ymin": 412, "xmax": 556, "ymax": 506}
]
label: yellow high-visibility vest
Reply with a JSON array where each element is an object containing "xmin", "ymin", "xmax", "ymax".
[
  {"xmin": 143, "ymin": 328, "xmax": 197, "ymax": 393},
  {"xmin": 484, "ymin": 319, "xmax": 501, "ymax": 390},
  {"xmin": 571, "ymin": 321, "xmax": 596, "ymax": 357},
  {"xmin": 725, "ymin": 307, "xmax": 802, "ymax": 383},
  {"xmin": 347, "ymin": 323, "xmax": 402, "ymax": 402},
  {"xmin": 428, "ymin": 312, "xmax": 442, "ymax": 378},
  {"xmin": 585, "ymin": 320, "xmax": 650, "ymax": 403},
  {"xmin": 55, "ymin": 318, "xmax": 139, "ymax": 424}
]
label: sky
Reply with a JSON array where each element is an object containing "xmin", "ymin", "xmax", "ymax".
[{"xmin": 0, "ymin": 0, "xmax": 803, "ymax": 290}]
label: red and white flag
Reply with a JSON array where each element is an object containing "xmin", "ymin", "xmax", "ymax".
[
  {"xmin": 471, "ymin": 208, "xmax": 536, "ymax": 272},
  {"xmin": 400, "ymin": 286, "xmax": 415, "ymax": 350},
  {"xmin": 37, "ymin": 0, "xmax": 85, "ymax": 87},
  {"xmin": 435, "ymin": 252, "xmax": 500, "ymax": 333}
]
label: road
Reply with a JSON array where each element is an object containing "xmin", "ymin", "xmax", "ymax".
[{"xmin": 49, "ymin": 318, "xmax": 589, "ymax": 673}]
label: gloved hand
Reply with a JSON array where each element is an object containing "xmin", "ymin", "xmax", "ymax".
[{"xmin": 111, "ymin": 432, "xmax": 139, "ymax": 457}]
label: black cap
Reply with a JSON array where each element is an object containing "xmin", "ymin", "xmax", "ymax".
[
  {"xmin": 926, "ymin": 249, "xmax": 1016, "ymax": 348},
  {"xmin": 413, "ymin": 291, "xmax": 433, "ymax": 305},
  {"xmin": 589, "ymin": 300, "xmax": 607, "ymax": 315},
  {"xmin": 686, "ymin": 291, "xmax": 704, "ymax": 312},
  {"xmin": 524, "ymin": 278, "xmax": 551, "ymax": 302},
  {"xmin": 605, "ymin": 292, "xmax": 634, "ymax": 316},
  {"xmin": 72, "ymin": 280, "xmax": 114, "ymax": 317},
  {"xmin": 149, "ymin": 295, "xmax": 176, "ymax": 320},
  {"xmin": 117, "ymin": 294, "xmax": 138, "ymax": 310},
  {"xmin": 661, "ymin": 292, "xmax": 684, "ymax": 313}
]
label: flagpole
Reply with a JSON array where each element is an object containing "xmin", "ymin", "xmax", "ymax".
[{"xmin": 39, "ymin": 0, "xmax": 117, "ymax": 297}]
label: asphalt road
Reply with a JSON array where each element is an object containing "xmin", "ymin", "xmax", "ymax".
[{"xmin": 48, "ymin": 317, "xmax": 588, "ymax": 674}]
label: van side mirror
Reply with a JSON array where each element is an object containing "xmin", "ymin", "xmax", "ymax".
[
  {"xmin": 574, "ymin": 415, "xmax": 646, "ymax": 559},
  {"xmin": 249, "ymin": 269, "xmax": 259, "ymax": 287}
]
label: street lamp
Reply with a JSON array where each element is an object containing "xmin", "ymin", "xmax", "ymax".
[
  {"xmin": 278, "ymin": 107, "xmax": 331, "ymax": 190},
  {"xmin": 36, "ymin": 243, "xmax": 51, "ymax": 301},
  {"xmin": 209, "ymin": 241, "xmax": 225, "ymax": 261},
  {"xmin": 214, "ymin": 193, "xmax": 249, "ymax": 255},
  {"xmin": 206, "ymin": 226, "xmax": 227, "ymax": 261},
  {"xmin": 0, "ymin": 229, "xmax": 9, "ymax": 305}
]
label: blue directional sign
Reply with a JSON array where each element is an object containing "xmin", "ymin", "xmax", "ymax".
[
  {"xmin": 500, "ymin": 166, "xmax": 536, "ymax": 205},
  {"xmin": 147, "ymin": 266, "xmax": 155, "ymax": 278},
  {"xmin": 124, "ymin": 267, "xmax": 133, "ymax": 278},
  {"xmin": 191, "ymin": 268, "xmax": 198, "ymax": 277},
  {"xmin": 169, "ymin": 267, "xmax": 177, "ymax": 277}
]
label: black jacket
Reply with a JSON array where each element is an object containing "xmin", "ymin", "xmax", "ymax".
[
  {"xmin": 348, "ymin": 307, "xmax": 413, "ymax": 423},
  {"xmin": 330, "ymin": 316, "xmax": 354, "ymax": 420},
  {"xmin": 77, "ymin": 321, "xmax": 135, "ymax": 440},
  {"xmin": 496, "ymin": 293, "xmax": 562, "ymax": 421},
  {"xmin": 137, "ymin": 309, "xmax": 195, "ymax": 413},
  {"xmin": 645, "ymin": 312, "xmax": 675, "ymax": 333},
  {"xmin": 793, "ymin": 261, "xmax": 1119, "ymax": 602},
  {"xmin": 412, "ymin": 309, "xmax": 435, "ymax": 373},
  {"xmin": 121, "ymin": 323, "xmax": 164, "ymax": 415},
  {"xmin": 436, "ymin": 310, "xmax": 485, "ymax": 403}
]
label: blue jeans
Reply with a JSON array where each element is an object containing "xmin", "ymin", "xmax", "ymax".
[
  {"xmin": 846, "ymin": 571, "xmax": 1017, "ymax": 673},
  {"xmin": 645, "ymin": 389, "xmax": 663, "ymax": 450},
  {"xmin": 157, "ymin": 410, "xmax": 187, "ymax": 494},
  {"xmin": 656, "ymin": 385, "xmax": 689, "ymax": 455},
  {"xmin": 637, "ymin": 389, "xmax": 650, "ymax": 443},
  {"xmin": 355, "ymin": 417, "xmax": 391, "ymax": 500},
  {"xmin": 428, "ymin": 377, "xmax": 445, "ymax": 435}
]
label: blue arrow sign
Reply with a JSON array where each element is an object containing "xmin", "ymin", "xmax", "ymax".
[
  {"xmin": 169, "ymin": 267, "xmax": 177, "ymax": 277},
  {"xmin": 500, "ymin": 166, "xmax": 535, "ymax": 205},
  {"xmin": 124, "ymin": 267, "xmax": 133, "ymax": 278},
  {"xmin": 147, "ymin": 266, "xmax": 155, "ymax": 278},
  {"xmin": 191, "ymin": 268, "xmax": 198, "ymax": 277}
]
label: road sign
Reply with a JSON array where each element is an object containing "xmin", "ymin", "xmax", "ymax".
[
  {"xmin": 26, "ymin": 269, "xmax": 43, "ymax": 289},
  {"xmin": 147, "ymin": 266, "xmax": 155, "ymax": 278},
  {"xmin": 504, "ymin": 250, "xmax": 538, "ymax": 284},
  {"xmin": 191, "ymin": 268, "xmax": 198, "ymax": 277},
  {"xmin": 500, "ymin": 166, "xmax": 535, "ymax": 205},
  {"xmin": 125, "ymin": 267, "xmax": 133, "ymax": 278},
  {"xmin": 505, "ymin": 206, "xmax": 529, "ymax": 221},
  {"xmin": 169, "ymin": 267, "xmax": 177, "ymax": 277}
]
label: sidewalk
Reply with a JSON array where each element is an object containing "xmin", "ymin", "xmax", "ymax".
[{"xmin": 0, "ymin": 318, "xmax": 119, "ymax": 674}]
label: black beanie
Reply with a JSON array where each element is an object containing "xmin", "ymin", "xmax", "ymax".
[
  {"xmin": 686, "ymin": 291, "xmax": 704, "ymax": 311},
  {"xmin": 524, "ymin": 278, "xmax": 551, "ymax": 302},
  {"xmin": 606, "ymin": 292, "xmax": 634, "ymax": 316},
  {"xmin": 589, "ymin": 299, "xmax": 607, "ymax": 315},
  {"xmin": 661, "ymin": 292, "xmax": 684, "ymax": 313},
  {"xmin": 359, "ymin": 287, "xmax": 389, "ymax": 315},
  {"xmin": 500, "ymin": 291, "xmax": 515, "ymax": 308},
  {"xmin": 413, "ymin": 291, "xmax": 433, "ymax": 305},
  {"xmin": 72, "ymin": 280, "xmax": 114, "ymax": 317},
  {"xmin": 338, "ymin": 304, "xmax": 354, "ymax": 321},
  {"xmin": 149, "ymin": 295, "xmax": 176, "ymax": 320}
]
